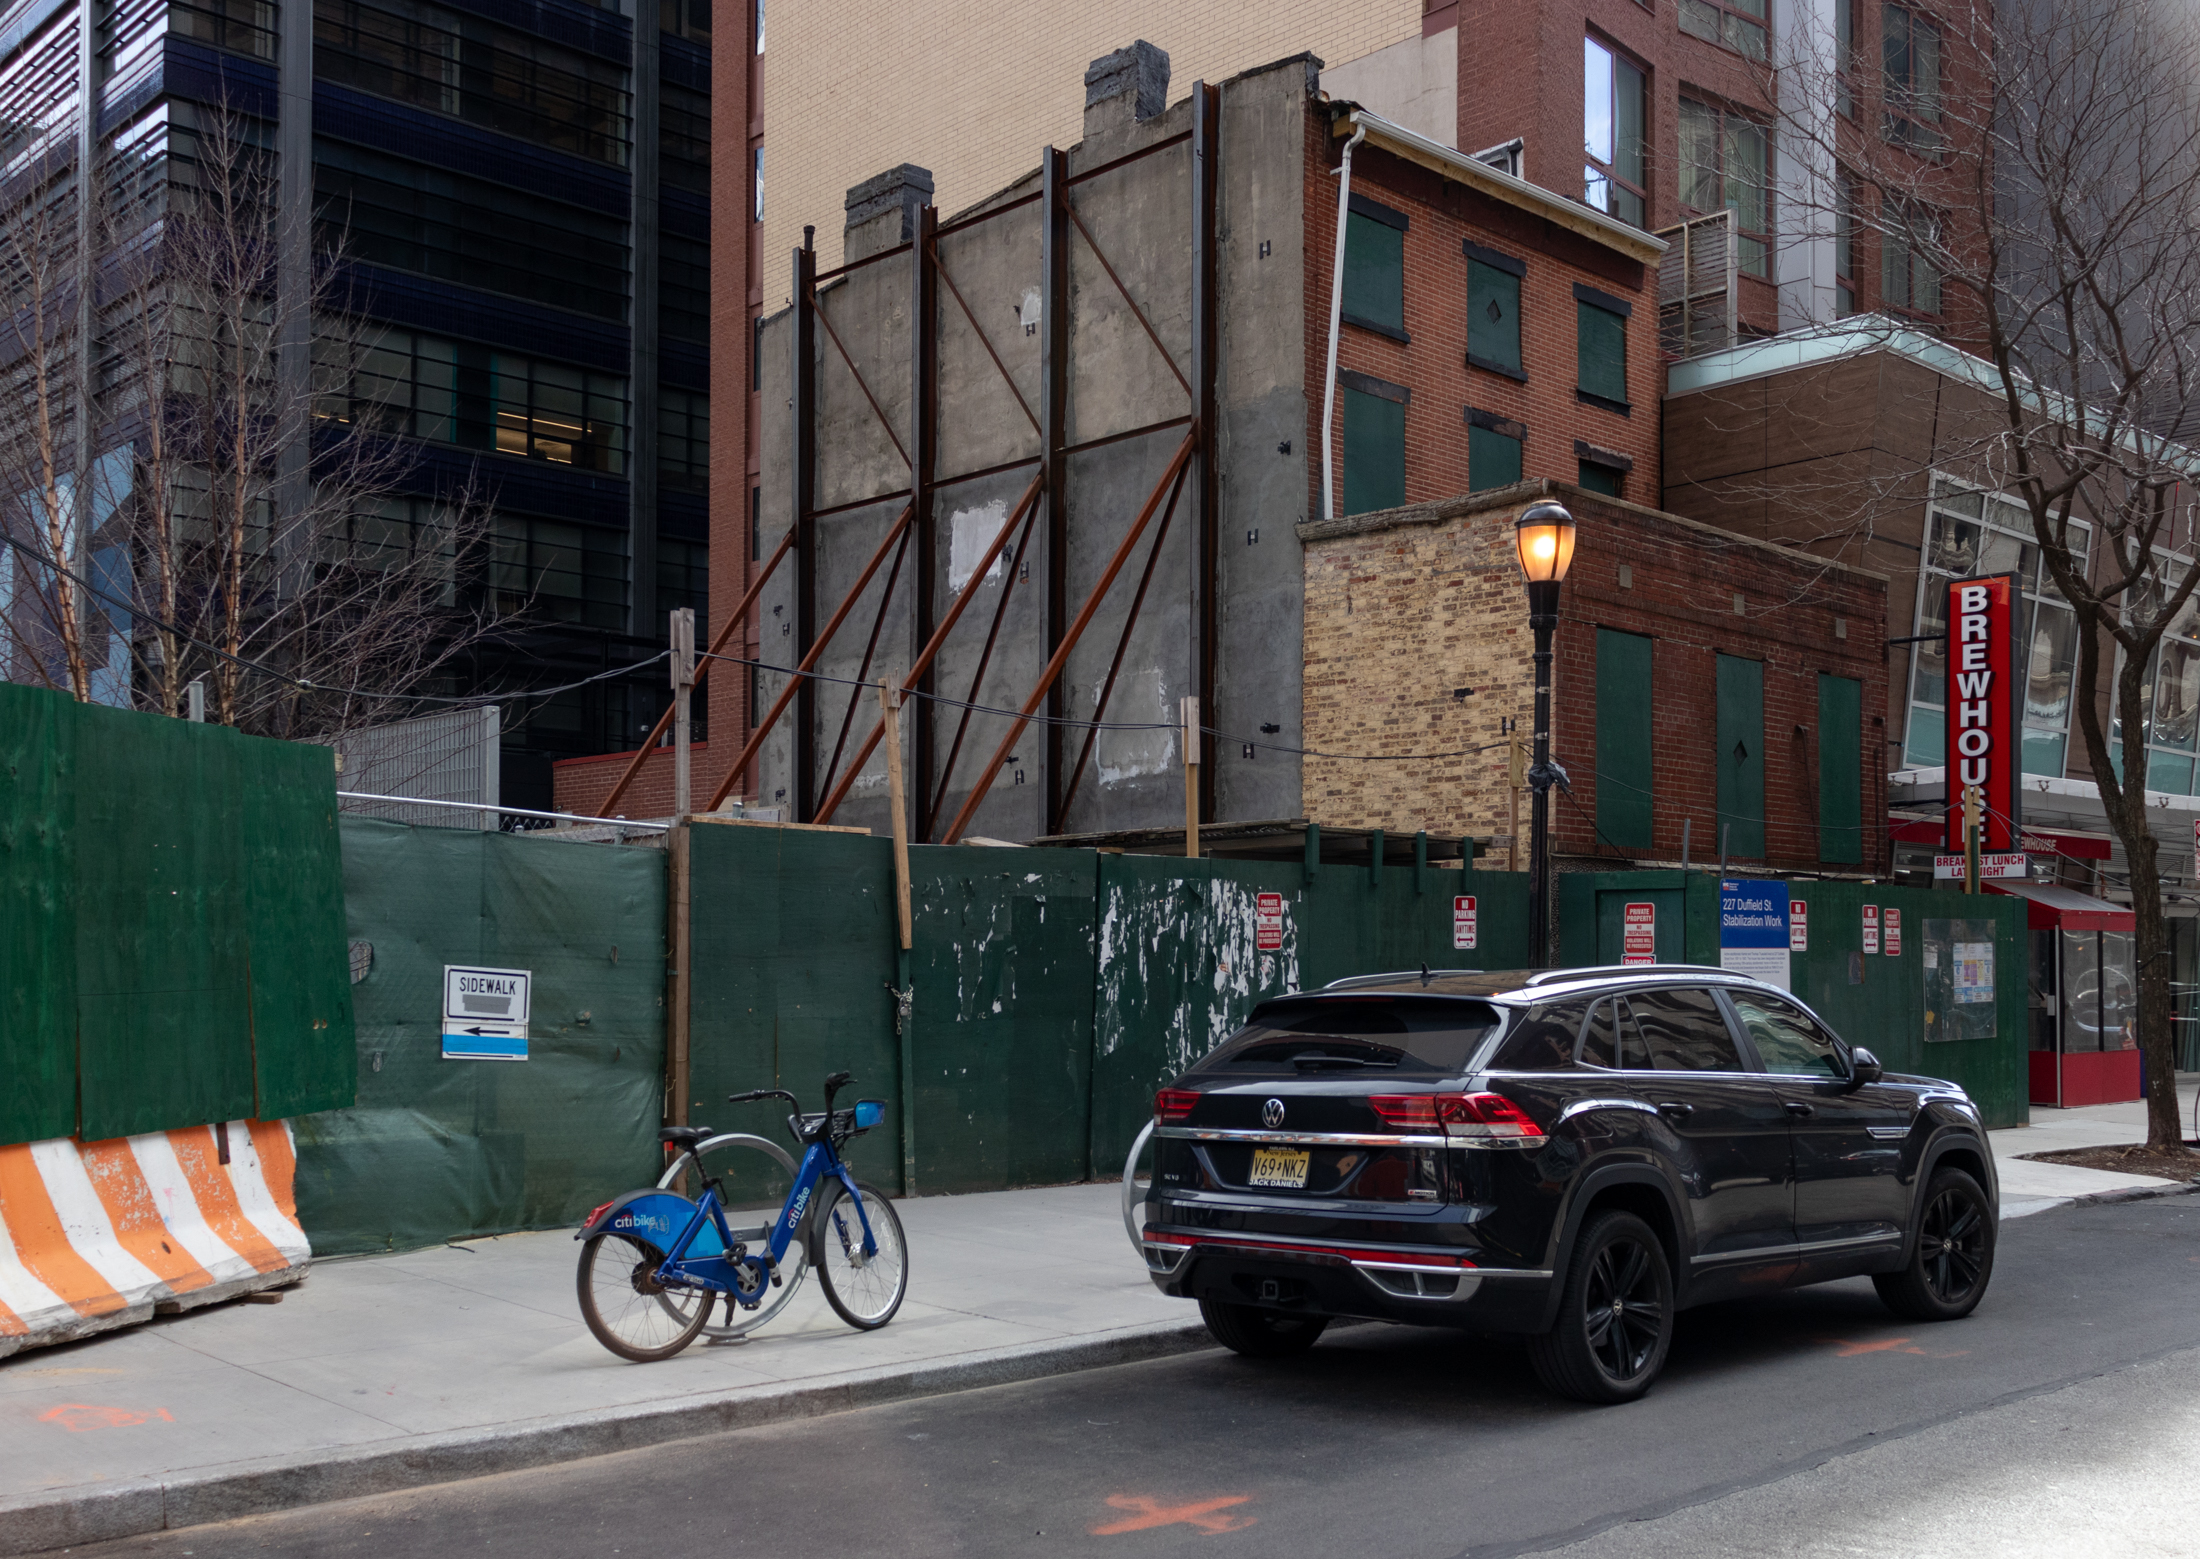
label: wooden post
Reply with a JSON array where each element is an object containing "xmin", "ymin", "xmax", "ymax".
[
  {"xmin": 669, "ymin": 607, "xmax": 695, "ymax": 822},
  {"xmin": 881, "ymin": 681, "xmax": 912, "ymax": 950},
  {"xmin": 1182, "ymin": 695, "xmax": 1201, "ymax": 858},
  {"xmin": 1963, "ymin": 783, "xmax": 1982, "ymax": 894},
  {"xmin": 665, "ymin": 821, "xmax": 691, "ymax": 1128}
]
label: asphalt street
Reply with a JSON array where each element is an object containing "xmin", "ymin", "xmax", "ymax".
[{"xmin": 62, "ymin": 1197, "xmax": 2200, "ymax": 1559}]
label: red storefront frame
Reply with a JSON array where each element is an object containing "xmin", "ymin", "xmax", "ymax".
[{"xmin": 1989, "ymin": 880, "xmax": 2140, "ymax": 1108}]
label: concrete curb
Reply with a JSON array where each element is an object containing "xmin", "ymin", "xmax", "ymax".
[
  {"xmin": 2063, "ymin": 1178, "xmax": 2200, "ymax": 1209},
  {"xmin": 0, "ymin": 1317, "xmax": 1215, "ymax": 1555}
]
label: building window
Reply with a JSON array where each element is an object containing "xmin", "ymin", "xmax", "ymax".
[
  {"xmin": 1575, "ymin": 440, "xmax": 1631, "ymax": 498},
  {"xmin": 1834, "ymin": 171, "xmax": 1859, "ymax": 317},
  {"xmin": 750, "ymin": 486, "xmax": 761, "ymax": 559},
  {"xmin": 1341, "ymin": 194, "xmax": 1408, "ymax": 341},
  {"xmin": 754, "ymin": 0, "xmax": 764, "ymax": 52},
  {"xmin": 1596, "ymin": 628, "xmax": 1654, "ymax": 849},
  {"xmin": 1679, "ymin": 0, "xmax": 1767, "ymax": 60},
  {"xmin": 2124, "ymin": 570, "xmax": 2200, "ymax": 796},
  {"xmin": 1583, "ymin": 36, "xmax": 1647, "ymax": 228},
  {"xmin": 1882, "ymin": 205, "xmax": 1942, "ymax": 315},
  {"xmin": 1339, "ymin": 371, "xmax": 1408, "ymax": 516},
  {"xmin": 332, "ymin": 496, "xmax": 459, "ymax": 606},
  {"xmin": 659, "ymin": 388, "xmax": 708, "ymax": 493},
  {"xmin": 753, "ymin": 146, "xmax": 764, "ymax": 222},
  {"xmin": 315, "ymin": 326, "xmax": 459, "ymax": 443},
  {"xmin": 1905, "ymin": 477, "xmax": 2084, "ymax": 779},
  {"xmin": 1574, "ymin": 284, "xmax": 1630, "ymax": 413},
  {"xmin": 1466, "ymin": 409, "xmax": 1524, "ymax": 492},
  {"xmin": 489, "ymin": 516, "xmax": 627, "ymax": 628},
  {"xmin": 1716, "ymin": 653, "xmax": 1766, "ymax": 859},
  {"xmin": 1465, "ymin": 242, "xmax": 1524, "ymax": 378},
  {"xmin": 1679, "ymin": 97, "xmax": 1772, "ymax": 280},
  {"xmin": 658, "ymin": 536, "xmax": 708, "ymax": 620},
  {"xmin": 492, "ymin": 356, "xmax": 626, "ymax": 473},
  {"xmin": 1834, "ymin": 0, "xmax": 1857, "ymax": 118},
  {"xmin": 1577, "ymin": 461, "xmax": 1621, "ymax": 497},
  {"xmin": 1882, "ymin": 5, "xmax": 1942, "ymax": 154},
  {"xmin": 314, "ymin": 142, "xmax": 631, "ymax": 321},
  {"xmin": 661, "ymin": 233, "xmax": 709, "ymax": 343},
  {"xmin": 662, "ymin": 84, "xmax": 710, "ymax": 192},
  {"xmin": 1818, "ymin": 673, "xmax": 1863, "ymax": 864},
  {"xmin": 660, "ymin": 0, "xmax": 710, "ymax": 47},
  {"xmin": 315, "ymin": 0, "xmax": 633, "ymax": 167},
  {"xmin": 170, "ymin": 0, "xmax": 275, "ymax": 59}
]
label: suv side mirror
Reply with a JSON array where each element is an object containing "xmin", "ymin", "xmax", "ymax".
[{"xmin": 1846, "ymin": 1046, "xmax": 1883, "ymax": 1090}]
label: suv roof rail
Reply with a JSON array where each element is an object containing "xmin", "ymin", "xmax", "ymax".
[
  {"xmin": 1321, "ymin": 969, "xmax": 1489, "ymax": 990},
  {"xmin": 1520, "ymin": 963, "xmax": 1727, "ymax": 985}
]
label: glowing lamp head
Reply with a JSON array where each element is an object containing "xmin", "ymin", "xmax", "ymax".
[{"xmin": 1513, "ymin": 501, "xmax": 1577, "ymax": 584}]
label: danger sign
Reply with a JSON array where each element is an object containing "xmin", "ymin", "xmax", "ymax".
[
  {"xmin": 1453, "ymin": 895, "xmax": 1478, "ymax": 951},
  {"xmin": 1255, "ymin": 892, "xmax": 1284, "ymax": 952},
  {"xmin": 1622, "ymin": 902, "xmax": 1656, "ymax": 964}
]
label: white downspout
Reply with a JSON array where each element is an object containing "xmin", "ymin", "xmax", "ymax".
[{"xmin": 1319, "ymin": 117, "xmax": 1367, "ymax": 524}]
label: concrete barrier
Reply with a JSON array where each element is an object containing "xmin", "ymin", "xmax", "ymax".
[{"xmin": 0, "ymin": 1120, "xmax": 308, "ymax": 1356}]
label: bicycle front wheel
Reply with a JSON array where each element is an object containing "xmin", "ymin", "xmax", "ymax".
[
  {"xmin": 577, "ymin": 1233, "xmax": 711, "ymax": 1362},
  {"xmin": 809, "ymin": 1179, "xmax": 907, "ymax": 1330}
]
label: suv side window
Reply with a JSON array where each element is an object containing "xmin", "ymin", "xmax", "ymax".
[
  {"xmin": 1726, "ymin": 991, "xmax": 1846, "ymax": 1080},
  {"xmin": 1488, "ymin": 998, "xmax": 1592, "ymax": 1071},
  {"xmin": 1630, "ymin": 986, "xmax": 1745, "ymax": 1072},
  {"xmin": 1577, "ymin": 997, "xmax": 1650, "ymax": 1070}
]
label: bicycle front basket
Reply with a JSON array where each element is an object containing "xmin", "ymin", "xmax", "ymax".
[{"xmin": 853, "ymin": 1099, "xmax": 886, "ymax": 1131}]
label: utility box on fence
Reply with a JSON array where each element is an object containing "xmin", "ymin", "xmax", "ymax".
[{"xmin": 1559, "ymin": 872, "xmax": 2028, "ymax": 1127}]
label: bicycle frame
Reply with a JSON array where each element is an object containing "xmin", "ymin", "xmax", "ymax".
[{"xmin": 636, "ymin": 1133, "xmax": 879, "ymax": 1296}]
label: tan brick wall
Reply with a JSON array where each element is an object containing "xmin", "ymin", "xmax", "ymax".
[{"xmin": 759, "ymin": 1, "xmax": 1418, "ymax": 289}]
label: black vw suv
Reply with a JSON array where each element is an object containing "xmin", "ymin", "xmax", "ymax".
[{"xmin": 1137, "ymin": 965, "xmax": 1997, "ymax": 1403}]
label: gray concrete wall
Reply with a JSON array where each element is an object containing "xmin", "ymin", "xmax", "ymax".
[{"xmin": 754, "ymin": 53, "xmax": 1316, "ymax": 840}]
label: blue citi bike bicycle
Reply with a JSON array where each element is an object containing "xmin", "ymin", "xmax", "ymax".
[{"xmin": 575, "ymin": 1071, "xmax": 908, "ymax": 1361}]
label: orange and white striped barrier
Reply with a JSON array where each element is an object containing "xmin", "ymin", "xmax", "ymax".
[{"xmin": 0, "ymin": 1119, "xmax": 310, "ymax": 1357}]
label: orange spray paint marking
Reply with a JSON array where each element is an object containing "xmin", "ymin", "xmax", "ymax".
[
  {"xmin": 1828, "ymin": 1336, "xmax": 1969, "ymax": 1360},
  {"xmin": 1091, "ymin": 1495, "xmax": 1256, "ymax": 1536},
  {"xmin": 40, "ymin": 1404, "xmax": 175, "ymax": 1432}
]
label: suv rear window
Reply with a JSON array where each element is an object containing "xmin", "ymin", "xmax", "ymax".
[{"xmin": 1194, "ymin": 996, "xmax": 1502, "ymax": 1076}]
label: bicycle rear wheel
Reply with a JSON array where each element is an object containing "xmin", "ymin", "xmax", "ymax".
[
  {"xmin": 577, "ymin": 1233, "xmax": 711, "ymax": 1362},
  {"xmin": 657, "ymin": 1133, "xmax": 807, "ymax": 1339},
  {"xmin": 809, "ymin": 1179, "xmax": 907, "ymax": 1330}
]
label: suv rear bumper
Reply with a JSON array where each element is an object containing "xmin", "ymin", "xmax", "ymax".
[{"xmin": 1141, "ymin": 1225, "xmax": 1554, "ymax": 1332}]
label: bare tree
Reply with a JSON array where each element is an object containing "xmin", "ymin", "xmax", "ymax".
[
  {"xmin": 3, "ymin": 101, "xmax": 504, "ymax": 739},
  {"xmin": 1764, "ymin": 0, "xmax": 2200, "ymax": 1150}
]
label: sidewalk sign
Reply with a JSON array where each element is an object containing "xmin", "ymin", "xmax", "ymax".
[{"xmin": 443, "ymin": 965, "xmax": 531, "ymax": 1061}]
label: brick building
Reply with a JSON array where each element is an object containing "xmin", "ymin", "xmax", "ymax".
[{"xmin": 1299, "ymin": 479, "xmax": 1891, "ymax": 876}]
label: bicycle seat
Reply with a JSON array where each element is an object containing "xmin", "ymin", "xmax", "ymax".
[{"xmin": 658, "ymin": 1126, "xmax": 714, "ymax": 1148}]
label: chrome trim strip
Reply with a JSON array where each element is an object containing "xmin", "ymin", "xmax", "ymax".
[
  {"xmin": 1556, "ymin": 1097, "xmax": 1661, "ymax": 1124},
  {"xmin": 1690, "ymin": 1242, "xmax": 1800, "ymax": 1266},
  {"xmin": 1448, "ymin": 1266, "xmax": 1551, "ymax": 1280},
  {"xmin": 1866, "ymin": 1125, "xmax": 1911, "ymax": 1139},
  {"xmin": 1142, "ymin": 1230, "xmax": 1510, "ymax": 1267},
  {"xmin": 1797, "ymin": 1233, "xmax": 1902, "ymax": 1253},
  {"xmin": 1350, "ymin": 1260, "xmax": 1472, "ymax": 1276},
  {"xmin": 1153, "ymin": 1126, "xmax": 1452, "ymax": 1148}
]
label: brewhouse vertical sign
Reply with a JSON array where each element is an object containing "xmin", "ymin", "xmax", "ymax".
[{"xmin": 1943, "ymin": 576, "xmax": 2017, "ymax": 857}]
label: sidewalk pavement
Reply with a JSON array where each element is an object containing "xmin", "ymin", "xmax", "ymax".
[{"xmin": 4, "ymin": 1090, "xmax": 2197, "ymax": 1554}]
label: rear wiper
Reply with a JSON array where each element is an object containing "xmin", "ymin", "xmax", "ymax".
[{"xmin": 1291, "ymin": 1052, "xmax": 1397, "ymax": 1070}]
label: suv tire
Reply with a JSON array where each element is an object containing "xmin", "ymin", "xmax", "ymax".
[
  {"xmin": 1528, "ymin": 1210, "xmax": 1674, "ymax": 1404},
  {"xmin": 1874, "ymin": 1166, "xmax": 1994, "ymax": 1321},
  {"xmin": 1198, "ymin": 1297, "xmax": 1329, "ymax": 1358}
]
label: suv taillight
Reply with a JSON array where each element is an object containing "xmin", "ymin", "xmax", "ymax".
[
  {"xmin": 1370, "ymin": 1092, "xmax": 1546, "ymax": 1147},
  {"xmin": 1154, "ymin": 1088, "xmax": 1200, "ymax": 1123}
]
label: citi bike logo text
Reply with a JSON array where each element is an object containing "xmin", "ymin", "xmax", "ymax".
[{"xmin": 785, "ymin": 1186, "xmax": 812, "ymax": 1228}]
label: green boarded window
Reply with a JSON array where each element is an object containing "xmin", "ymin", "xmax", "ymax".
[
  {"xmin": 1467, "ymin": 258, "xmax": 1521, "ymax": 374},
  {"xmin": 1469, "ymin": 425, "xmax": 1522, "ymax": 492},
  {"xmin": 1343, "ymin": 205, "xmax": 1406, "ymax": 337},
  {"xmin": 1818, "ymin": 673, "xmax": 1863, "ymax": 864},
  {"xmin": 1596, "ymin": 628, "xmax": 1654, "ymax": 849},
  {"xmin": 1717, "ymin": 654, "xmax": 1766, "ymax": 859},
  {"xmin": 1578, "ymin": 300, "xmax": 1628, "ymax": 405},
  {"xmin": 1577, "ymin": 460, "xmax": 1622, "ymax": 496},
  {"xmin": 1342, "ymin": 387, "xmax": 1405, "ymax": 514}
]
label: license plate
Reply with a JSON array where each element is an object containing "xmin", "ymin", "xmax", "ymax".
[{"xmin": 1247, "ymin": 1147, "xmax": 1310, "ymax": 1189}]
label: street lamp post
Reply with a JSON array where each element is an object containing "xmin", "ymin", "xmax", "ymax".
[{"xmin": 1513, "ymin": 500, "xmax": 1576, "ymax": 968}]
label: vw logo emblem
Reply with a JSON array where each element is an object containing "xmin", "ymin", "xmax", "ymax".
[{"xmin": 1262, "ymin": 1098, "xmax": 1286, "ymax": 1128}]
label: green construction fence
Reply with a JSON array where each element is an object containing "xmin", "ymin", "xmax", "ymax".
[
  {"xmin": 293, "ymin": 818, "xmax": 668, "ymax": 1255},
  {"xmin": 0, "ymin": 682, "xmax": 353, "ymax": 1148},
  {"xmin": 1558, "ymin": 870, "xmax": 2029, "ymax": 1127}
]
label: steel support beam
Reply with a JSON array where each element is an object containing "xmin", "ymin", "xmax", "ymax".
[
  {"xmin": 792, "ymin": 233, "xmax": 819, "ymax": 819},
  {"xmin": 1039, "ymin": 147, "xmax": 1072, "ymax": 832},
  {"xmin": 1189, "ymin": 81, "xmax": 1221, "ymax": 826},
  {"xmin": 910, "ymin": 203, "xmax": 940, "ymax": 840}
]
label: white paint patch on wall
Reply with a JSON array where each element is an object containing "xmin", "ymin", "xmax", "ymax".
[
  {"xmin": 1096, "ymin": 670, "xmax": 1176, "ymax": 786},
  {"xmin": 949, "ymin": 501, "xmax": 1009, "ymax": 591}
]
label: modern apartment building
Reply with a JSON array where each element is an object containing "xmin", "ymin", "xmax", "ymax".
[{"xmin": 0, "ymin": 0, "xmax": 711, "ymax": 806}]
